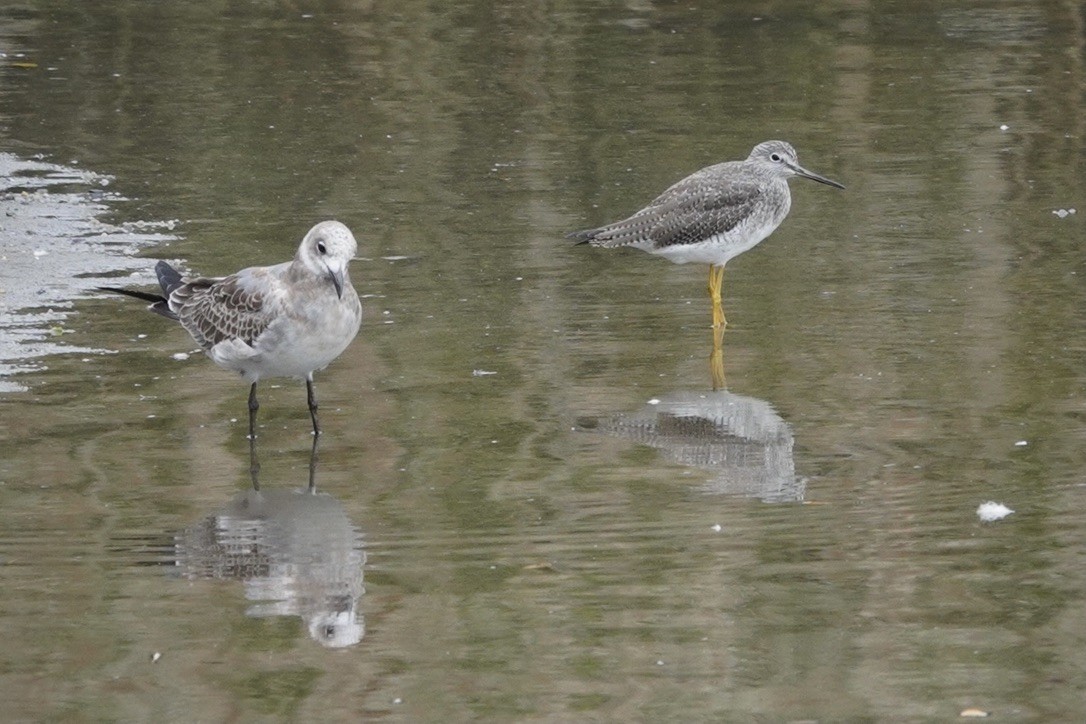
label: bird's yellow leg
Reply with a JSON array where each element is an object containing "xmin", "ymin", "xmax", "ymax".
[
  {"xmin": 709, "ymin": 323, "xmax": 726, "ymax": 390},
  {"xmin": 708, "ymin": 265, "xmax": 726, "ymax": 329}
]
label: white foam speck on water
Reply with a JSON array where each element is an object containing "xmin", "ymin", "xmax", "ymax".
[{"xmin": 976, "ymin": 501, "xmax": 1014, "ymax": 522}]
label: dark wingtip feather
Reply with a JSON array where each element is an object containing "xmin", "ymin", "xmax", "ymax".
[
  {"xmin": 97, "ymin": 285, "xmax": 179, "ymax": 321},
  {"xmin": 97, "ymin": 286, "xmax": 163, "ymax": 303},
  {"xmin": 150, "ymin": 300, "xmax": 178, "ymax": 320}
]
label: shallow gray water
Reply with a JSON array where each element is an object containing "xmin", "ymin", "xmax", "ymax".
[{"xmin": 1, "ymin": 1, "xmax": 1085, "ymax": 720}]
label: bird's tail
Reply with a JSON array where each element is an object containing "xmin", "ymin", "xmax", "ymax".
[
  {"xmin": 566, "ymin": 226, "xmax": 637, "ymax": 249},
  {"xmin": 98, "ymin": 259, "xmax": 186, "ymax": 321},
  {"xmin": 155, "ymin": 260, "xmax": 185, "ymax": 296},
  {"xmin": 566, "ymin": 228, "xmax": 599, "ymax": 245}
]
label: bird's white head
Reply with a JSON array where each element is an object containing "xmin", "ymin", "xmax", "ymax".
[
  {"xmin": 297, "ymin": 220, "xmax": 358, "ymax": 298},
  {"xmin": 749, "ymin": 140, "xmax": 844, "ymax": 189},
  {"xmin": 308, "ymin": 610, "xmax": 364, "ymax": 648}
]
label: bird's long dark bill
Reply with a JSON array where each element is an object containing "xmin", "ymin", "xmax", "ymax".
[
  {"xmin": 793, "ymin": 164, "xmax": 845, "ymax": 190},
  {"xmin": 329, "ymin": 270, "xmax": 344, "ymax": 298}
]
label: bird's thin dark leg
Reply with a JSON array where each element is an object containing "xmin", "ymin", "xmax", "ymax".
[
  {"xmin": 308, "ymin": 433, "xmax": 320, "ymax": 493},
  {"xmin": 249, "ymin": 440, "xmax": 261, "ymax": 490},
  {"xmin": 248, "ymin": 382, "xmax": 260, "ymax": 440},
  {"xmin": 248, "ymin": 382, "xmax": 260, "ymax": 486},
  {"xmin": 306, "ymin": 377, "xmax": 322, "ymax": 436}
]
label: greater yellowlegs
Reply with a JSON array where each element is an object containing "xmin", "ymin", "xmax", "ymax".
[
  {"xmin": 569, "ymin": 140, "xmax": 844, "ymax": 329},
  {"xmin": 100, "ymin": 220, "xmax": 363, "ymax": 439}
]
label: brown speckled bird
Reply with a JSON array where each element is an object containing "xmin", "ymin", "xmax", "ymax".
[
  {"xmin": 570, "ymin": 140, "xmax": 843, "ymax": 329},
  {"xmin": 100, "ymin": 221, "xmax": 362, "ymax": 439}
]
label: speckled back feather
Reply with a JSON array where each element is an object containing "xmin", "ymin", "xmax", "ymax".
[
  {"xmin": 569, "ymin": 163, "xmax": 766, "ymax": 250},
  {"xmin": 169, "ymin": 274, "xmax": 274, "ymax": 349}
]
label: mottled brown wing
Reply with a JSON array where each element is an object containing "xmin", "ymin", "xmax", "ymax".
[
  {"xmin": 571, "ymin": 169, "xmax": 764, "ymax": 249},
  {"xmin": 644, "ymin": 176, "xmax": 764, "ymax": 249},
  {"xmin": 171, "ymin": 274, "xmax": 276, "ymax": 349}
]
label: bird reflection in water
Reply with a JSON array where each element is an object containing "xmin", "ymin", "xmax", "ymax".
[
  {"xmin": 173, "ymin": 437, "xmax": 366, "ymax": 647},
  {"xmin": 595, "ymin": 390, "xmax": 803, "ymax": 503}
]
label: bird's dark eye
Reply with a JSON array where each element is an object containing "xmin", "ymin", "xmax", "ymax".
[
  {"xmin": 770, "ymin": 153, "xmax": 782, "ymax": 162},
  {"xmin": 316, "ymin": 241, "xmax": 327, "ymax": 255}
]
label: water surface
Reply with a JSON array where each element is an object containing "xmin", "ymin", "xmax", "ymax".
[{"xmin": 1, "ymin": 1, "xmax": 1084, "ymax": 720}]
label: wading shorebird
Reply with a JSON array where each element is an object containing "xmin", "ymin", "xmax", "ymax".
[
  {"xmin": 100, "ymin": 220, "xmax": 363, "ymax": 440},
  {"xmin": 569, "ymin": 140, "xmax": 844, "ymax": 330}
]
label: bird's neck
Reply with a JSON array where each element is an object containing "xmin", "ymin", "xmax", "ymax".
[{"xmin": 289, "ymin": 254, "xmax": 322, "ymax": 281}]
